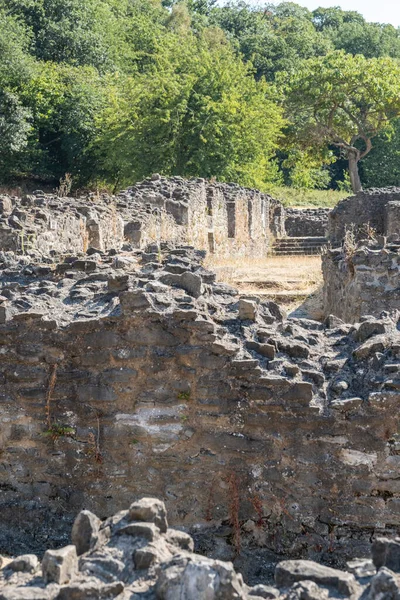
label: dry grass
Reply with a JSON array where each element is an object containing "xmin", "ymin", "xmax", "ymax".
[
  {"xmin": 207, "ymin": 254, "xmax": 322, "ymax": 291},
  {"xmin": 206, "ymin": 253, "xmax": 323, "ymax": 316}
]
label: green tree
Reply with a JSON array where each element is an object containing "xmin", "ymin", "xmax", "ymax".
[
  {"xmin": 279, "ymin": 51, "xmax": 400, "ymax": 193},
  {"xmin": 361, "ymin": 119, "xmax": 400, "ymax": 188},
  {"xmin": 22, "ymin": 62, "xmax": 110, "ymax": 182},
  {"xmin": 312, "ymin": 6, "xmax": 365, "ymax": 31},
  {"xmin": 0, "ymin": 9, "xmax": 35, "ymax": 88},
  {"xmin": 209, "ymin": 1, "xmax": 332, "ymax": 81},
  {"xmin": 95, "ymin": 29, "xmax": 284, "ymax": 188},
  {"xmin": 3, "ymin": 0, "xmax": 133, "ymax": 71},
  {"xmin": 0, "ymin": 91, "xmax": 32, "ymax": 180}
]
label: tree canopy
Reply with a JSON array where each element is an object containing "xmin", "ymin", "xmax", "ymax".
[
  {"xmin": 2, "ymin": 0, "xmax": 400, "ymax": 192},
  {"xmin": 279, "ymin": 51, "xmax": 400, "ymax": 192}
]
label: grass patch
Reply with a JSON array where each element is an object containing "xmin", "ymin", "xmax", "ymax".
[
  {"xmin": 206, "ymin": 254, "xmax": 322, "ymax": 288},
  {"xmin": 266, "ymin": 186, "xmax": 348, "ymax": 208}
]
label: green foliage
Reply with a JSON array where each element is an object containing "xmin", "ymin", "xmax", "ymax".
[
  {"xmin": 2, "ymin": 0, "xmax": 400, "ymax": 191},
  {"xmin": 362, "ymin": 119, "xmax": 400, "ymax": 188},
  {"xmin": 94, "ymin": 29, "xmax": 284, "ymax": 188},
  {"xmin": 0, "ymin": 91, "xmax": 32, "ymax": 179},
  {"xmin": 43, "ymin": 423, "xmax": 75, "ymax": 440},
  {"xmin": 311, "ymin": 7, "xmax": 400, "ymax": 59},
  {"xmin": 23, "ymin": 62, "xmax": 108, "ymax": 181},
  {"xmin": 281, "ymin": 148, "xmax": 334, "ymax": 189},
  {"xmin": 3, "ymin": 0, "xmax": 132, "ymax": 71},
  {"xmin": 268, "ymin": 186, "xmax": 347, "ymax": 208},
  {"xmin": 279, "ymin": 51, "xmax": 400, "ymax": 191},
  {"xmin": 209, "ymin": 1, "xmax": 332, "ymax": 81},
  {"xmin": 0, "ymin": 9, "xmax": 35, "ymax": 89}
]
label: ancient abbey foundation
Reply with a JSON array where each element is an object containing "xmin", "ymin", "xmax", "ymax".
[{"xmin": 0, "ymin": 178, "xmax": 399, "ymax": 599}]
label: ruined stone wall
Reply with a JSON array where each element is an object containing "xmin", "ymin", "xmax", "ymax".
[
  {"xmin": 0, "ymin": 176, "xmax": 285, "ymax": 260},
  {"xmin": 328, "ymin": 188, "xmax": 400, "ymax": 245},
  {"xmin": 322, "ymin": 242, "xmax": 400, "ymax": 323},
  {"xmin": 0, "ymin": 245, "xmax": 399, "ymax": 575},
  {"xmin": 285, "ymin": 208, "xmax": 329, "ymax": 238},
  {"xmin": 0, "ymin": 192, "xmax": 126, "ymax": 256}
]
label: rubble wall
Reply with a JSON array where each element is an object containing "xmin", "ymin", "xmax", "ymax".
[
  {"xmin": 328, "ymin": 189, "xmax": 400, "ymax": 245},
  {"xmin": 285, "ymin": 208, "xmax": 329, "ymax": 238},
  {"xmin": 322, "ymin": 244, "xmax": 400, "ymax": 322},
  {"xmin": 0, "ymin": 176, "xmax": 285, "ymax": 260},
  {"xmin": 0, "ymin": 246, "xmax": 399, "ymax": 573}
]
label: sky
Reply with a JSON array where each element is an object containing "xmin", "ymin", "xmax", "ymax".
[{"xmin": 232, "ymin": 0, "xmax": 400, "ymax": 27}]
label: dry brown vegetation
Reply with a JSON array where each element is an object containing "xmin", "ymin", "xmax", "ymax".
[{"xmin": 206, "ymin": 254, "xmax": 323, "ymax": 316}]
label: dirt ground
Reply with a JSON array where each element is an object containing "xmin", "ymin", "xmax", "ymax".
[{"xmin": 206, "ymin": 254, "xmax": 324, "ymax": 320}]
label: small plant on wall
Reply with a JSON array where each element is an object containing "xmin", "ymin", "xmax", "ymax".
[
  {"xmin": 43, "ymin": 364, "xmax": 75, "ymax": 441},
  {"xmin": 43, "ymin": 424, "xmax": 75, "ymax": 442}
]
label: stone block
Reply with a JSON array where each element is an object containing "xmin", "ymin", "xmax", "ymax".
[
  {"xmin": 369, "ymin": 567, "xmax": 400, "ymax": 598},
  {"xmin": 248, "ymin": 584, "xmax": 280, "ymax": 598},
  {"xmin": 166, "ymin": 529, "xmax": 194, "ymax": 552},
  {"xmin": 116, "ymin": 522, "xmax": 160, "ymax": 541},
  {"xmin": 128, "ymin": 498, "xmax": 168, "ymax": 533},
  {"xmin": 107, "ymin": 275, "xmax": 130, "ymax": 293},
  {"xmin": 159, "ymin": 272, "xmax": 203, "ymax": 298},
  {"xmin": 385, "ymin": 201, "xmax": 400, "ymax": 238},
  {"xmin": 55, "ymin": 582, "xmax": 124, "ymax": 600},
  {"xmin": 124, "ymin": 221, "xmax": 143, "ymax": 246},
  {"xmin": 354, "ymin": 320, "xmax": 387, "ymax": 342},
  {"xmin": 275, "ymin": 560, "xmax": 358, "ymax": 597},
  {"xmin": 42, "ymin": 545, "xmax": 78, "ymax": 584},
  {"xmin": 134, "ymin": 545, "xmax": 160, "ymax": 570},
  {"xmin": 372, "ymin": 537, "xmax": 400, "ymax": 572},
  {"xmin": 71, "ymin": 509, "xmax": 101, "ymax": 556},
  {"xmin": 8, "ymin": 554, "xmax": 39, "ymax": 573},
  {"xmin": 239, "ymin": 299, "xmax": 258, "ymax": 321}
]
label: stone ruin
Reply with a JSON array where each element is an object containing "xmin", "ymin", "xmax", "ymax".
[
  {"xmin": 0, "ymin": 175, "xmax": 285, "ymax": 260},
  {"xmin": 284, "ymin": 208, "xmax": 329, "ymax": 239},
  {"xmin": 328, "ymin": 188, "xmax": 400, "ymax": 246},
  {"xmin": 273, "ymin": 208, "xmax": 329, "ymax": 255},
  {"xmin": 323, "ymin": 188, "xmax": 400, "ymax": 322},
  {"xmin": 3, "ymin": 496, "xmax": 400, "ymax": 599},
  {"xmin": 0, "ymin": 177, "xmax": 399, "ymax": 597}
]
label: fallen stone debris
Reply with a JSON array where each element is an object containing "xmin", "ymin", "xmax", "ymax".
[{"xmin": 2, "ymin": 497, "xmax": 400, "ymax": 599}]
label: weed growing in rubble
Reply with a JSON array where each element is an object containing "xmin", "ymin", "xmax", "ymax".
[
  {"xmin": 343, "ymin": 225, "xmax": 357, "ymax": 259},
  {"xmin": 249, "ymin": 493, "xmax": 264, "ymax": 527},
  {"xmin": 360, "ymin": 222, "xmax": 377, "ymax": 243},
  {"xmin": 227, "ymin": 471, "xmax": 241, "ymax": 555},
  {"xmin": 45, "ymin": 364, "xmax": 58, "ymax": 429},
  {"xmin": 57, "ymin": 173, "xmax": 73, "ymax": 198},
  {"xmin": 87, "ymin": 432, "xmax": 103, "ymax": 463},
  {"xmin": 86, "ymin": 408, "xmax": 103, "ymax": 464},
  {"xmin": 43, "ymin": 424, "xmax": 75, "ymax": 441}
]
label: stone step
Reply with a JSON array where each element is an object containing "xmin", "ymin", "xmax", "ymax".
[
  {"xmin": 273, "ymin": 248, "xmax": 325, "ymax": 255},
  {"xmin": 277, "ymin": 237, "xmax": 328, "ymax": 243},
  {"xmin": 274, "ymin": 241, "xmax": 327, "ymax": 248},
  {"xmin": 272, "ymin": 236, "xmax": 328, "ymax": 255}
]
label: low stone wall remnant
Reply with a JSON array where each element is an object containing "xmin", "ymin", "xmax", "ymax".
[
  {"xmin": 323, "ymin": 187, "xmax": 400, "ymax": 322},
  {"xmin": 0, "ymin": 242, "xmax": 399, "ymax": 579},
  {"xmin": 1, "ymin": 178, "xmax": 400, "ymax": 587},
  {"xmin": 328, "ymin": 188, "xmax": 400, "ymax": 245},
  {"xmin": 322, "ymin": 241, "xmax": 400, "ymax": 322},
  {"xmin": 284, "ymin": 208, "xmax": 329, "ymax": 238}
]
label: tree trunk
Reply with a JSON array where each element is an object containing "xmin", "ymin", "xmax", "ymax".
[{"xmin": 348, "ymin": 151, "xmax": 362, "ymax": 194}]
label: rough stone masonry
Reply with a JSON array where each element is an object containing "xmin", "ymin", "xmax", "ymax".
[
  {"xmin": 0, "ymin": 180, "xmax": 399, "ymax": 588},
  {"xmin": 323, "ymin": 188, "xmax": 400, "ymax": 322},
  {"xmin": 0, "ymin": 175, "xmax": 285, "ymax": 259}
]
